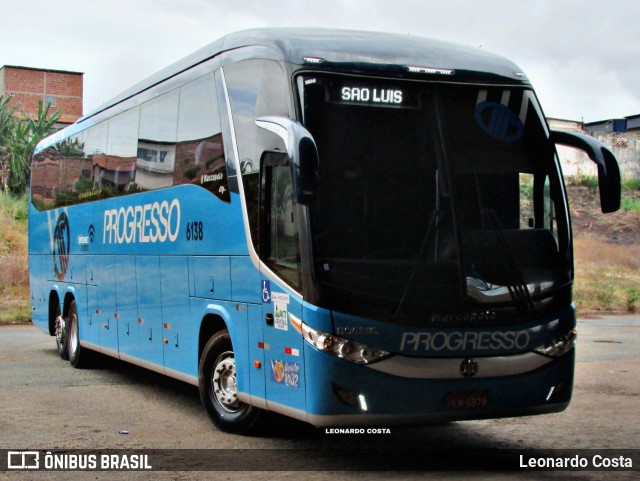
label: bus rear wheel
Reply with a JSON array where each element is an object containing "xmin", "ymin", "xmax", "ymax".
[
  {"xmin": 199, "ymin": 329, "xmax": 261, "ymax": 434},
  {"xmin": 68, "ymin": 300, "xmax": 91, "ymax": 368},
  {"xmin": 54, "ymin": 300, "xmax": 68, "ymax": 361}
]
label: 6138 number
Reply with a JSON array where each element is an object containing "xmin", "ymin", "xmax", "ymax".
[{"xmin": 186, "ymin": 221, "xmax": 204, "ymax": 241}]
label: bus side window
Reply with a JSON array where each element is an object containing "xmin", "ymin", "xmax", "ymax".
[
  {"xmin": 136, "ymin": 90, "xmax": 179, "ymax": 191},
  {"xmin": 174, "ymin": 73, "xmax": 229, "ymax": 202},
  {"xmin": 225, "ymin": 59, "xmax": 289, "ymax": 251},
  {"xmin": 260, "ymin": 152, "xmax": 301, "ymax": 290}
]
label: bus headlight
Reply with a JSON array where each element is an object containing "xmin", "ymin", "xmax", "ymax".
[
  {"xmin": 533, "ymin": 329, "xmax": 577, "ymax": 358},
  {"xmin": 301, "ymin": 323, "xmax": 390, "ymax": 364}
]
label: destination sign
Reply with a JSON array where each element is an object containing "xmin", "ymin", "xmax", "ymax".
[
  {"xmin": 341, "ymin": 86, "xmax": 403, "ymax": 104},
  {"xmin": 327, "ymin": 81, "xmax": 420, "ymax": 109}
]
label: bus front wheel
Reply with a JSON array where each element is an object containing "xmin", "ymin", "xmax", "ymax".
[{"xmin": 199, "ymin": 329, "xmax": 261, "ymax": 434}]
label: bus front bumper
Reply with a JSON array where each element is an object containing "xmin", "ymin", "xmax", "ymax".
[{"xmin": 302, "ymin": 347, "xmax": 574, "ymax": 427}]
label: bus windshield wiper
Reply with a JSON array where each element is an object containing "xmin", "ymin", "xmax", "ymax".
[
  {"xmin": 483, "ymin": 209, "xmax": 535, "ymax": 314},
  {"xmin": 393, "ymin": 210, "xmax": 437, "ymax": 321}
]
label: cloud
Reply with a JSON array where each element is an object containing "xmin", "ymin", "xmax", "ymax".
[{"xmin": 1, "ymin": 0, "xmax": 639, "ymax": 120}]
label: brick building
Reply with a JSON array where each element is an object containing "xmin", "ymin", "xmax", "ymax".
[{"xmin": 0, "ymin": 65, "xmax": 83, "ymax": 127}]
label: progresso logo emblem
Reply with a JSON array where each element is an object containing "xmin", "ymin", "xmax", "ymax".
[
  {"xmin": 52, "ymin": 212, "xmax": 70, "ymax": 281},
  {"xmin": 475, "ymin": 101, "xmax": 524, "ymax": 142}
]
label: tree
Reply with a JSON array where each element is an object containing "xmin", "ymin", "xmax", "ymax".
[
  {"xmin": 0, "ymin": 96, "xmax": 61, "ymax": 194},
  {"xmin": 0, "ymin": 96, "xmax": 18, "ymax": 192}
]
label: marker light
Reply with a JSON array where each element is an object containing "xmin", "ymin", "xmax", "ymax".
[
  {"xmin": 405, "ymin": 66, "xmax": 454, "ymax": 75},
  {"xmin": 358, "ymin": 394, "xmax": 368, "ymax": 412},
  {"xmin": 545, "ymin": 386, "xmax": 555, "ymax": 401},
  {"xmin": 303, "ymin": 57, "xmax": 325, "ymax": 64},
  {"xmin": 300, "ymin": 323, "xmax": 390, "ymax": 365},
  {"xmin": 533, "ymin": 329, "xmax": 577, "ymax": 358}
]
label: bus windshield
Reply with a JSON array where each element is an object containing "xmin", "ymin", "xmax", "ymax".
[{"xmin": 298, "ymin": 74, "xmax": 572, "ymax": 324}]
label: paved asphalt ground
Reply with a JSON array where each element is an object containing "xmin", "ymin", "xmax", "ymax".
[{"xmin": 0, "ymin": 316, "xmax": 638, "ymax": 480}]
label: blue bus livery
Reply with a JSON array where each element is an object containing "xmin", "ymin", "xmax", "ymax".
[{"xmin": 29, "ymin": 28, "xmax": 621, "ymax": 433}]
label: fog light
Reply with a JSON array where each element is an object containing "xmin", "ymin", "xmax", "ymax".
[
  {"xmin": 333, "ymin": 384, "xmax": 359, "ymax": 407},
  {"xmin": 332, "ymin": 385, "xmax": 369, "ymax": 412}
]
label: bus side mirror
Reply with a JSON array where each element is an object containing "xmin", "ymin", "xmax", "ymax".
[
  {"xmin": 256, "ymin": 117, "xmax": 319, "ymax": 205},
  {"xmin": 296, "ymin": 136, "xmax": 319, "ymax": 204},
  {"xmin": 550, "ymin": 130, "xmax": 621, "ymax": 213}
]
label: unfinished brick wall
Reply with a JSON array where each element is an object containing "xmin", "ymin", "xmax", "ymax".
[{"xmin": 0, "ymin": 65, "xmax": 83, "ymax": 124}]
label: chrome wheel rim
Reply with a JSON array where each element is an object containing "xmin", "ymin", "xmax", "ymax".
[
  {"xmin": 211, "ymin": 352, "xmax": 240, "ymax": 412},
  {"xmin": 69, "ymin": 312, "xmax": 78, "ymax": 356},
  {"xmin": 55, "ymin": 315, "xmax": 65, "ymax": 345}
]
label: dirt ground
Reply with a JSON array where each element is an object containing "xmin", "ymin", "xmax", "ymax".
[{"xmin": 567, "ymin": 184, "xmax": 640, "ymax": 244}]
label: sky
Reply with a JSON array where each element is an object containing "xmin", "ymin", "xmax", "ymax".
[{"xmin": 1, "ymin": 0, "xmax": 639, "ymax": 122}]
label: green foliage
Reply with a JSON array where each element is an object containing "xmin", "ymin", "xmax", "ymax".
[
  {"xmin": 573, "ymin": 175, "xmax": 640, "ymax": 192},
  {"xmin": 621, "ymin": 197, "xmax": 640, "ymax": 213},
  {"xmin": 571, "ymin": 174, "xmax": 599, "ymax": 188},
  {"xmin": 0, "ymin": 96, "xmax": 18, "ymax": 142},
  {"xmin": 0, "ymin": 191, "xmax": 28, "ymax": 224},
  {"xmin": 622, "ymin": 178, "xmax": 640, "ymax": 191},
  {"xmin": 0, "ymin": 95, "xmax": 61, "ymax": 194},
  {"xmin": 53, "ymin": 136, "xmax": 85, "ymax": 157},
  {"xmin": 595, "ymin": 283, "xmax": 615, "ymax": 311},
  {"xmin": 627, "ymin": 287, "xmax": 640, "ymax": 312}
]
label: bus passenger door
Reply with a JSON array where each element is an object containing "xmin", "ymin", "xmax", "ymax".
[
  {"xmin": 260, "ymin": 152, "xmax": 306, "ymax": 412},
  {"xmin": 262, "ymin": 285, "xmax": 305, "ymax": 412}
]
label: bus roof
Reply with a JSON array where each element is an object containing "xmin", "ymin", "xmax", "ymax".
[{"xmin": 82, "ymin": 28, "xmax": 528, "ymax": 122}]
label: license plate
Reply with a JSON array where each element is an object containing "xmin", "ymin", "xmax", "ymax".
[{"xmin": 444, "ymin": 391, "xmax": 489, "ymax": 409}]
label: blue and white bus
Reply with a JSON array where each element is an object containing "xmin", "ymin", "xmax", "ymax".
[{"xmin": 29, "ymin": 28, "xmax": 620, "ymax": 433}]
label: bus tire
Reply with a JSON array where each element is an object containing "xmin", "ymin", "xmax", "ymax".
[
  {"xmin": 199, "ymin": 329, "xmax": 260, "ymax": 434},
  {"xmin": 54, "ymin": 299, "xmax": 69, "ymax": 360},
  {"xmin": 68, "ymin": 300, "xmax": 91, "ymax": 368}
]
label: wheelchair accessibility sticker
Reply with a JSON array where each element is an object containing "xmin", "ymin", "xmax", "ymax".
[{"xmin": 262, "ymin": 280, "xmax": 271, "ymax": 303}]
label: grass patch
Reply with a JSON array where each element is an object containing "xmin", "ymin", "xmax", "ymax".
[
  {"xmin": 573, "ymin": 237, "xmax": 640, "ymax": 313},
  {"xmin": 0, "ymin": 193, "xmax": 30, "ymax": 324},
  {"xmin": 622, "ymin": 178, "xmax": 640, "ymax": 191},
  {"xmin": 0, "ymin": 192, "xmax": 28, "ymax": 224},
  {"xmin": 571, "ymin": 175, "xmax": 640, "ymax": 192},
  {"xmin": 570, "ymin": 174, "xmax": 599, "ymax": 188},
  {"xmin": 627, "ymin": 287, "xmax": 640, "ymax": 312},
  {"xmin": 621, "ymin": 197, "xmax": 640, "ymax": 213}
]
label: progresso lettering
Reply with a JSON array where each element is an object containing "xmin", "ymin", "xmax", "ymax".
[
  {"xmin": 103, "ymin": 199, "xmax": 180, "ymax": 244},
  {"xmin": 400, "ymin": 330, "xmax": 531, "ymax": 352}
]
